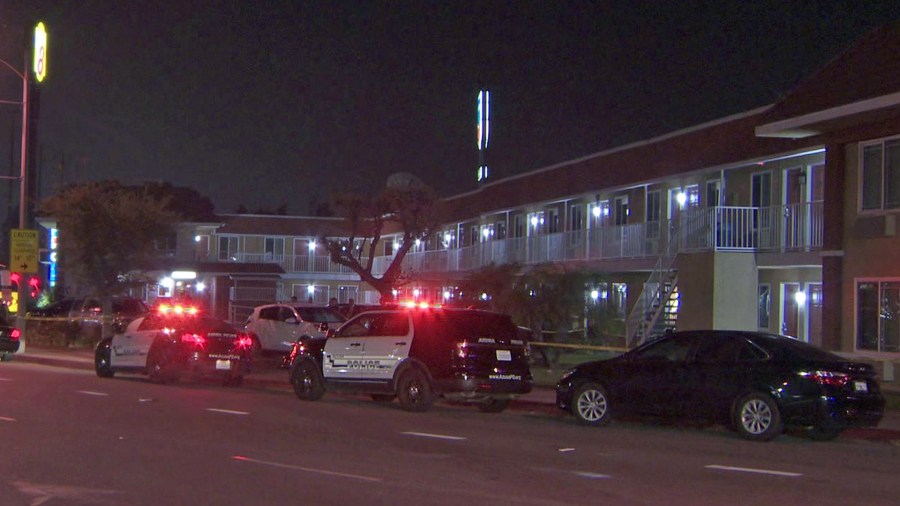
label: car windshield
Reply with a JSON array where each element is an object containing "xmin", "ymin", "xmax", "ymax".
[
  {"xmin": 416, "ymin": 310, "xmax": 518, "ymax": 341},
  {"xmin": 178, "ymin": 316, "xmax": 237, "ymax": 334},
  {"xmin": 295, "ymin": 307, "xmax": 345, "ymax": 323}
]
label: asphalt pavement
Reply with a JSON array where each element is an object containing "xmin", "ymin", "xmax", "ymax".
[{"xmin": 6, "ymin": 344, "xmax": 900, "ymax": 440}]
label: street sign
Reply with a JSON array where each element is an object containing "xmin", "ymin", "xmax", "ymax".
[{"xmin": 10, "ymin": 229, "xmax": 39, "ymax": 274}]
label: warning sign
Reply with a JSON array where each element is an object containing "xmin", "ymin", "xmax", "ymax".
[{"xmin": 10, "ymin": 229, "xmax": 39, "ymax": 274}]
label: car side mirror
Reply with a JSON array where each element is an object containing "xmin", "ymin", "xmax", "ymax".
[{"xmin": 318, "ymin": 322, "xmax": 329, "ymax": 333}]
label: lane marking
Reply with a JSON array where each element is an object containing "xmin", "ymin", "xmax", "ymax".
[
  {"xmin": 76, "ymin": 390, "xmax": 109, "ymax": 397},
  {"xmin": 574, "ymin": 471, "xmax": 611, "ymax": 479},
  {"xmin": 207, "ymin": 408, "xmax": 250, "ymax": 416},
  {"xmin": 401, "ymin": 431, "xmax": 467, "ymax": 441},
  {"xmin": 558, "ymin": 448, "xmax": 576, "ymax": 452},
  {"xmin": 706, "ymin": 464, "xmax": 802, "ymax": 477},
  {"xmin": 0, "ymin": 416, "xmax": 16, "ymax": 422},
  {"xmin": 232, "ymin": 456, "xmax": 382, "ymax": 482},
  {"xmin": 0, "ymin": 377, "xmax": 12, "ymax": 381}
]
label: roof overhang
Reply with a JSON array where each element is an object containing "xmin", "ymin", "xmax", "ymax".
[{"xmin": 756, "ymin": 91, "xmax": 900, "ymax": 138}]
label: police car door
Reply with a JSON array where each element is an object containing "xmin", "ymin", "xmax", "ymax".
[
  {"xmin": 358, "ymin": 312, "xmax": 412, "ymax": 382},
  {"xmin": 110, "ymin": 316, "xmax": 159, "ymax": 368},
  {"xmin": 322, "ymin": 314, "xmax": 369, "ymax": 380}
]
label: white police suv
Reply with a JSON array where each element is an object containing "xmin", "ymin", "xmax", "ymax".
[
  {"xmin": 95, "ymin": 303, "xmax": 253, "ymax": 386},
  {"xmin": 288, "ymin": 303, "xmax": 532, "ymax": 412}
]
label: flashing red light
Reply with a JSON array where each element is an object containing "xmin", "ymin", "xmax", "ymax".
[
  {"xmin": 10, "ymin": 328, "xmax": 20, "ymax": 341},
  {"xmin": 236, "ymin": 334, "xmax": 254, "ymax": 349},
  {"xmin": 181, "ymin": 332, "xmax": 205, "ymax": 345}
]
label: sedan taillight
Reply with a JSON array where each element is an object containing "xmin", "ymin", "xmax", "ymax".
[
  {"xmin": 802, "ymin": 370, "xmax": 851, "ymax": 387},
  {"xmin": 9, "ymin": 328, "xmax": 20, "ymax": 341}
]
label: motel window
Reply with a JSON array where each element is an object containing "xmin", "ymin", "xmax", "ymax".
[
  {"xmin": 861, "ymin": 139, "xmax": 900, "ymax": 211},
  {"xmin": 857, "ymin": 281, "xmax": 900, "ymax": 352}
]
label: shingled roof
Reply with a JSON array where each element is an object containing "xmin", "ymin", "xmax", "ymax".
[{"xmin": 757, "ymin": 22, "xmax": 900, "ymax": 138}]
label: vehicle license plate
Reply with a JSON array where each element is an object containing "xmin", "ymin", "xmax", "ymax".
[
  {"xmin": 215, "ymin": 360, "xmax": 231, "ymax": 370},
  {"xmin": 496, "ymin": 350, "xmax": 512, "ymax": 361},
  {"xmin": 854, "ymin": 380, "xmax": 868, "ymax": 393}
]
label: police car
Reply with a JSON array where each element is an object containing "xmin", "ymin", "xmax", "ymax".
[
  {"xmin": 94, "ymin": 304, "xmax": 253, "ymax": 386},
  {"xmin": 288, "ymin": 303, "xmax": 533, "ymax": 412}
]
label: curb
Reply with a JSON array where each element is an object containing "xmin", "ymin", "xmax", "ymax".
[{"xmin": 8, "ymin": 350, "xmax": 900, "ymax": 442}]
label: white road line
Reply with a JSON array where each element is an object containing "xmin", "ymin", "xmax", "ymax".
[
  {"xmin": 574, "ymin": 471, "xmax": 611, "ymax": 479},
  {"xmin": 232, "ymin": 456, "xmax": 382, "ymax": 482},
  {"xmin": 706, "ymin": 464, "xmax": 802, "ymax": 477},
  {"xmin": 401, "ymin": 431, "xmax": 467, "ymax": 441},
  {"xmin": 76, "ymin": 390, "xmax": 109, "ymax": 397},
  {"xmin": 558, "ymin": 448, "xmax": 576, "ymax": 452},
  {"xmin": 0, "ymin": 416, "xmax": 16, "ymax": 422},
  {"xmin": 206, "ymin": 408, "xmax": 250, "ymax": 416},
  {"xmin": 0, "ymin": 377, "xmax": 12, "ymax": 381}
]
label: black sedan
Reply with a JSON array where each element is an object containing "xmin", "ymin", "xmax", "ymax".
[
  {"xmin": 556, "ymin": 330, "xmax": 886, "ymax": 441},
  {"xmin": 0, "ymin": 315, "xmax": 21, "ymax": 360},
  {"xmin": 95, "ymin": 304, "xmax": 253, "ymax": 386}
]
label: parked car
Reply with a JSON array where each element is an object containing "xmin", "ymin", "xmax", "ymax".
[
  {"xmin": 244, "ymin": 303, "xmax": 346, "ymax": 354},
  {"xmin": 288, "ymin": 303, "xmax": 533, "ymax": 412},
  {"xmin": 30, "ymin": 296, "xmax": 148, "ymax": 334},
  {"xmin": 0, "ymin": 315, "xmax": 21, "ymax": 361},
  {"xmin": 94, "ymin": 302, "xmax": 253, "ymax": 386},
  {"xmin": 556, "ymin": 330, "xmax": 886, "ymax": 441}
]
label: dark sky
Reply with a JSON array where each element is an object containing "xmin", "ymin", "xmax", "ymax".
[{"xmin": 2, "ymin": 0, "xmax": 899, "ymax": 215}]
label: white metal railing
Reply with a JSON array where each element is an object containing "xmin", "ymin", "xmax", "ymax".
[
  {"xmin": 222, "ymin": 253, "xmax": 366, "ymax": 275},
  {"xmin": 679, "ymin": 201, "xmax": 823, "ymax": 252},
  {"xmin": 211, "ymin": 203, "xmax": 823, "ymax": 276}
]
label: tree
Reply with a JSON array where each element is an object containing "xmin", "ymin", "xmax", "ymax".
[
  {"xmin": 38, "ymin": 181, "xmax": 180, "ymax": 297},
  {"xmin": 321, "ymin": 175, "xmax": 441, "ymax": 302}
]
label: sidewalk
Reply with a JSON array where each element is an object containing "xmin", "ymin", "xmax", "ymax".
[{"xmin": 7, "ymin": 345, "xmax": 900, "ymax": 441}]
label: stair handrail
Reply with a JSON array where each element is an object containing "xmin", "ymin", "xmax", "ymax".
[{"xmin": 625, "ymin": 221, "xmax": 681, "ymax": 347}]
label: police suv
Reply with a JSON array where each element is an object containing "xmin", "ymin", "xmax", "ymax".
[
  {"xmin": 288, "ymin": 303, "xmax": 532, "ymax": 412},
  {"xmin": 95, "ymin": 303, "xmax": 253, "ymax": 386}
]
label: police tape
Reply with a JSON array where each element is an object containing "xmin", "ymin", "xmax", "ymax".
[
  {"xmin": 528, "ymin": 341, "xmax": 629, "ymax": 353},
  {"xmin": 22, "ymin": 315, "xmax": 120, "ymax": 323}
]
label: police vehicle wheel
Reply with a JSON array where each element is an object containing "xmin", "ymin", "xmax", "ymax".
[
  {"xmin": 147, "ymin": 349, "xmax": 169, "ymax": 384},
  {"xmin": 94, "ymin": 341, "xmax": 115, "ymax": 378},
  {"xmin": 291, "ymin": 360, "xmax": 325, "ymax": 401},
  {"xmin": 397, "ymin": 369, "xmax": 434, "ymax": 412},
  {"xmin": 370, "ymin": 394, "xmax": 396, "ymax": 403},
  {"xmin": 477, "ymin": 398, "xmax": 511, "ymax": 413}
]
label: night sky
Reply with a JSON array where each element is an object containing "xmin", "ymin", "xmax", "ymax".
[{"xmin": 1, "ymin": 1, "xmax": 899, "ymax": 216}]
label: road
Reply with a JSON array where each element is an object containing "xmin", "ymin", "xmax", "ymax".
[{"xmin": 0, "ymin": 361, "xmax": 898, "ymax": 505}]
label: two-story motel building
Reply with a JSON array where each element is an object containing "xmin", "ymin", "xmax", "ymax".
[{"xmin": 47, "ymin": 23, "xmax": 900, "ymax": 372}]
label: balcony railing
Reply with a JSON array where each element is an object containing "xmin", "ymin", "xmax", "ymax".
[
  {"xmin": 679, "ymin": 201, "xmax": 823, "ymax": 252},
  {"xmin": 206, "ymin": 202, "xmax": 823, "ymax": 276},
  {"xmin": 219, "ymin": 253, "xmax": 366, "ymax": 275}
]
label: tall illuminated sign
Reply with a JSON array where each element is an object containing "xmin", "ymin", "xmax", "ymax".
[
  {"xmin": 49, "ymin": 228, "xmax": 58, "ymax": 287},
  {"xmin": 33, "ymin": 22, "xmax": 48, "ymax": 83},
  {"xmin": 476, "ymin": 90, "xmax": 490, "ymax": 182}
]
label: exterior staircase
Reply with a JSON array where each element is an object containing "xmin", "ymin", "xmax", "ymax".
[{"xmin": 625, "ymin": 232, "xmax": 680, "ymax": 348}]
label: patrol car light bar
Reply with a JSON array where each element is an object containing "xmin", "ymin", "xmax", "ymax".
[
  {"xmin": 399, "ymin": 301, "xmax": 442, "ymax": 310},
  {"xmin": 157, "ymin": 304, "xmax": 199, "ymax": 316}
]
